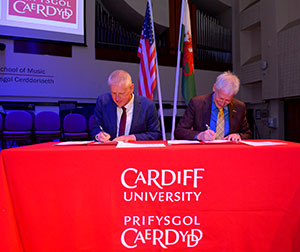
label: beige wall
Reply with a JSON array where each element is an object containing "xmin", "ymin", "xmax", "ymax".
[
  {"xmin": 233, "ymin": 0, "xmax": 300, "ymax": 139},
  {"xmin": 276, "ymin": 0, "xmax": 300, "ymax": 32}
]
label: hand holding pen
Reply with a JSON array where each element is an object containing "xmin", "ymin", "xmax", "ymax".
[
  {"xmin": 95, "ymin": 125, "xmax": 111, "ymax": 142},
  {"xmin": 196, "ymin": 124, "xmax": 216, "ymax": 141}
]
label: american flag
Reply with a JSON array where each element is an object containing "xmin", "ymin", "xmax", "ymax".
[{"xmin": 137, "ymin": 0, "xmax": 157, "ymax": 100}]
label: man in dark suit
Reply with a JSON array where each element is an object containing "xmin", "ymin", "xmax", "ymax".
[
  {"xmin": 175, "ymin": 71, "xmax": 251, "ymax": 141},
  {"xmin": 91, "ymin": 70, "xmax": 161, "ymax": 142}
]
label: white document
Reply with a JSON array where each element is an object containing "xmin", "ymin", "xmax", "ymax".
[
  {"xmin": 116, "ymin": 142, "xmax": 166, "ymax": 148},
  {"xmin": 55, "ymin": 141, "xmax": 93, "ymax": 146},
  {"xmin": 203, "ymin": 140, "xmax": 231, "ymax": 143},
  {"xmin": 240, "ymin": 141, "xmax": 288, "ymax": 147},
  {"xmin": 167, "ymin": 140, "xmax": 200, "ymax": 145}
]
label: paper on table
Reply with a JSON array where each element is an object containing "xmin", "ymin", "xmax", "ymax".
[
  {"xmin": 91, "ymin": 141, "xmax": 118, "ymax": 145},
  {"xmin": 240, "ymin": 141, "xmax": 288, "ymax": 147},
  {"xmin": 116, "ymin": 141, "xmax": 166, "ymax": 148},
  {"xmin": 55, "ymin": 141, "xmax": 93, "ymax": 146},
  {"xmin": 167, "ymin": 140, "xmax": 200, "ymax": 145},
  {"xmin": 203, "ymin": 139, "xmax": 231, "ymax": 143}
]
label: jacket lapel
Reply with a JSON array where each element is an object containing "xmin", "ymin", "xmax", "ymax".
[
  {"xmin": 130, "ymin": 95, "xmax": 140, "ymax": 134},
  {"xmin": 228, "ymin": 99, "xmax": 236, "ymax": 133},
  {"xmin": 203, "ymin": 94, "xmax": 213, "ymax": 125}
]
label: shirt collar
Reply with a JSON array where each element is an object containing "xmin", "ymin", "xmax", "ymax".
[{"xmin": 124, "ymin": 93, "xmax": 134, "ymax": 111}]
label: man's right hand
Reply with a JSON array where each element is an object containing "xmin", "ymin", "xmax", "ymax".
[
  {"xmin": 196, "ymin": 129, "xmax": 216, "ymax": 141},
  {"xmin": 95, "ymin": 131, "xmax": 111, "ymax": 142}
]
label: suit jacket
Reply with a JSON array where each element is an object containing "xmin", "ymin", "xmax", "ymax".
[
  {"xmin": 174, "ymin": 93, "xmax": 251, "ymax": 140},
  {"xmin": 91, "ymin": 93, "xmax": 161, "ymax": 140}
]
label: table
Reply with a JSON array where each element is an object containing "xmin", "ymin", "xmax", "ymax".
[{"xmin": 1, "ymin": 140, "xmax": 300, "ymax": 251}]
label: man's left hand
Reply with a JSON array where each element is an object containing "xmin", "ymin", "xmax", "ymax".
[
  {"xmin": 225, "ymin": 134, "xmax": 241, "ymax": 142},
  {"xmin": 113, "ymin": 135, "xmax": 136, "ymax": 142}
]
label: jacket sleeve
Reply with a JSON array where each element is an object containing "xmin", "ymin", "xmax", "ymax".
[
  {"xmin": 174, "ymin": 99, "xmax": 203, "ymax": 140},
  {"xmin": 133, "ymin": 102, "xmax": 162, "ymax": 141},
  {"xmin": 90, "ymin": 97, "xmax": 102, "ymax": 139}
]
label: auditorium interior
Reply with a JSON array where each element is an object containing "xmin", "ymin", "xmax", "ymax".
[
  {"xmin": 2, "ymin": 2, "xmax": 300, "ymax": 252},
  {"xmin": 1, "ymin": 0, "xmax": 300, "ymax": 149}
]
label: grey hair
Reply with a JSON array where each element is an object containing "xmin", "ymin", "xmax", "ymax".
[
  {"xmin": 214, "ymin": 71, "xmax": 240, "ymax": 95},
  {"xmin": 108, "ymin": 70, "xmax": 132, "ymax": 87}
]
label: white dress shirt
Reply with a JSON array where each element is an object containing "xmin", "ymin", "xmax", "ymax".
[{"xmin": 116, "ymin": 94, "xmax": 134, "ymax": 136}]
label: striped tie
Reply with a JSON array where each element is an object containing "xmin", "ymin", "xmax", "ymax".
[{"xmin": 215, "ymin": 108, "xmax": 224, "ymax": 140}]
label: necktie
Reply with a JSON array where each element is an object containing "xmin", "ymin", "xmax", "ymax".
[
  {"xmin": 215, "ymin": 108, "xmax": 224, "ymax": 140},
  {"xmin": 118, "ymin": 106, "xmax": 127, "ymax": 136}
]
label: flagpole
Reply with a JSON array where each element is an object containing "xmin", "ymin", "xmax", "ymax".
[
  {"xmin": 148, "ymin": 0, "xmax": 166, "ymax": 141},
  {"xmin": 171, "ymin": 0, "xmax": 185, "ymax": 140}
]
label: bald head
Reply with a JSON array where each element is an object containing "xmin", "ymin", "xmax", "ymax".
[
  {"xmin": 108, "ymin": 70, "xmax": 132, "ymax": 88},
  {"xmin": 108, "ymin": 70, "xmax": 134, "ymax": 107},
  {"xmin": 214, "ymin": 71, "xmax": 240, "ymax": 96},
  {"xmin": 213, "ymin": 71, "xmax": 240, "ymax": 109}
]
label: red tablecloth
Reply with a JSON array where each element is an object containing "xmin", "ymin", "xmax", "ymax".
[{"xmin": 1, "ymin": 140, "xmax": 300, "ymax": 251}]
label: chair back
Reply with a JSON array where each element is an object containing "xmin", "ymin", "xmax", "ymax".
[
  {"xmin": 4, "ymin": 111, "xmax": 33, "ymax": 131},
  {"xmin": 63, "ymin": 113, "xmax": 87, "ymax": 133},
  {"xmin": 88, "ymin": 114, "xmax": 96, "ymax": 132},
  {"xmin": 35, "ymin": 111, "xmax": 60, "ymax": 131}
]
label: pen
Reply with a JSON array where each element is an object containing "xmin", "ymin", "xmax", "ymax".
[
  {"xmin": 206, "ymin": 124, "xmax": 210, "ymax": 130},
  {"xmin": 96, "ymin": 125, "xmax": 105, "ymax": 142},
  {"xmin": 98, "ymin": 125, "xmax": 110, "ymax": 142},
  {"xmin": 99, "ymin": 125, "xmax": 104, "ymax": 133}
]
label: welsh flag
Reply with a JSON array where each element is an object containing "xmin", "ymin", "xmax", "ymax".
[{"xmin": 180, "ymin": 0, "xmax": 196, "ymax": 104}]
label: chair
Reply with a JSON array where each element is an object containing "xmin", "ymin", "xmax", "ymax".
[
  {"xmin": 2, "ymin": 111, "xmax": 33, "ymax": 148},
  {"xmin": 62, "ymin": 113, "xmax": 89, "ymax": 141},
  {"xmin": 34, "ymin": 111, "xmax": 61, "ymax": 143},
  {"xmin": 88, "ymin": 114, "xmax": 96, "ymax": 139}
]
